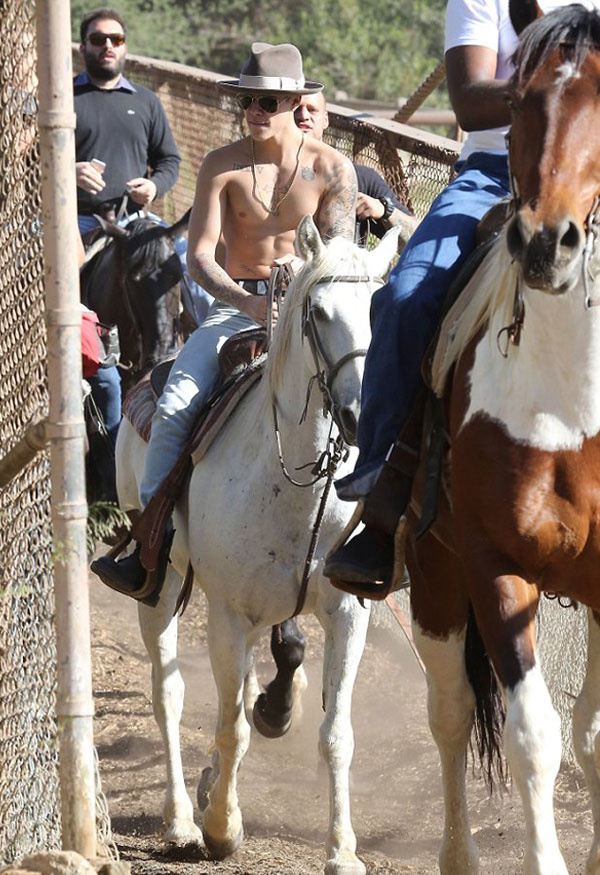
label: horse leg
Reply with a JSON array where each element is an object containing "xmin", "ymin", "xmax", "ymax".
[
  {"xmin": 474, "ymin": 574, "xmax": 566, "ymax": 875},
  {"xmin": 201, "ymin": 602, "xmax": 251, "ymax": 859},
  {"xmin": 137, "ymin": 565, "xmax": 202, "ymax": 847},
  {"xmin": 572, "ymin": 609, "xmax": 600, "ymax": 875},
  {"xmin": 409, "ymin": 536, "xmax": 479, "ymax": 875},
  {"xmin": 316, "ymin": 592, "xmax": 370, "ymax": 875},
  {"xmin": 253, "ymin": 617, "xmax": 306, "ymax": 738}
]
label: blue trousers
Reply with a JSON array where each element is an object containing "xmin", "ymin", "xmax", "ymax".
[
  {"xmin": 336, "ymin": 152, "xmax": 510, "ymax": 500},
  {"xmin": 87, "ymin": 365, "xmax": 121, "ymax": 450}
]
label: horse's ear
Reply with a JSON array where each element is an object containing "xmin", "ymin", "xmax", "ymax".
[
  {"xmin": 367, "ymin": 225, "xmax": 402, "ymax": 278},
  {"xmin": 509, "ymin": 0, "xmax": 543, "ymax": 34},
  {"xmin": 296, "ymin": 215, "xmax": 324, "ymax": 262},
  {"xmin": 166, "ymin": 207, "xmax": 192, "ymax": 239},
  {"xmin": 94, "ymin": 215, "xmax": 130, "ymax": 239}
]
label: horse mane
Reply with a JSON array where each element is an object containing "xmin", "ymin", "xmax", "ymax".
[
  {"xmin": 432, "ymin": 230, "xmax": 518, "ymax": 395},
  {"xmin": 121, "ymin": 217, "xmax": 173, "ymax": 280},
  {"xmin": 265, "ymin": 236, "xmax": 371, "ymax": 401},
  {"xmin": 512, "ymin": 4, "xmax": 600, "ymax": 91}
]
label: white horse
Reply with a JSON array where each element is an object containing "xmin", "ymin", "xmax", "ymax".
[{"xmin": 115, "ymin": 215, "xmax": 400, "ymax": 875}]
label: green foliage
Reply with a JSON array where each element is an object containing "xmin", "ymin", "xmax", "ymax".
[
  {"xmin": 87, "ymin": 501, "xmax": 131, "ymax": 554},
  {"xmin": 70, "ymin": 0, "xmax": 448, "ymax": 103}
]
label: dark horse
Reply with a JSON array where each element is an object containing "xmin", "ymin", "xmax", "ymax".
[
  {"xmin": 81, "ymin": 209, "xmax": 191, "ymax": 395},
  {"xmin": 406, "ymin": 6, "xmax": 600, "ymax": 874},
  {"xmin": 81, "ymin": 209, "xmax": 191, "ymax": 505}
]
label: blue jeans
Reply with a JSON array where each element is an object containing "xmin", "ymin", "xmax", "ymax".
[
  {"xmin": 336, "ymin": 152, "xmax": 511, "ymax": 500},
  {"xmin": 139, "ymin": 298, "xmax": 259, "ymax": 507},
  {"xmin": 87, "ymin": 365, "xmax": 121, "ymax": 450}
]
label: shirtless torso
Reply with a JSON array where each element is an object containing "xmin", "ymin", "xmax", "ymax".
[{"xmin": 187, "ymin": 101, "xmax": 358, "ymax": 326}]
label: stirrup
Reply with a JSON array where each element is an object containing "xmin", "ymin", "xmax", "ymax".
[
  {"xmin": 328, "ymin": 516, "xmax": 408, "ymax": 602},
  {"xmin": 325, "ymin": 500, "xmax": 365, "ymax": 560},
  {"xmin": 93, "ymin": 527, "xmax": 174, "ymax": 608}
]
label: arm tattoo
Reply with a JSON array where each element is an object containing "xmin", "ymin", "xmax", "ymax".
[
  {"xmin": 318, "ymin": 159, "xmax": 358, "ymax": 241},
  {"xmin": 189, "ymin": 253, "xmax": 247, "ymax": 308}
]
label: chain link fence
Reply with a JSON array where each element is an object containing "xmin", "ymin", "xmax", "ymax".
[
  {"xmin": 0, "ymin": 1, "xmax": 117, "ymax": 864},
  {"xmin": 0, "ymin": 0, "xmax": 60, "ymax": 862}
]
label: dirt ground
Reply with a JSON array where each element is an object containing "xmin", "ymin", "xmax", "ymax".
[{"xmin": 90, "ymin": 576, "xmax": 593, "ymax": 875}]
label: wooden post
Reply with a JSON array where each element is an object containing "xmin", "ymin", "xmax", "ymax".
[{"xmin": 35, "ymin": 0, "xmax": 97, "ymax": 857}]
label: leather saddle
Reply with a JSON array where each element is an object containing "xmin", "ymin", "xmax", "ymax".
[{"xmin": 122, "ymin": 327, "xmax": 268, "ymax": 575}]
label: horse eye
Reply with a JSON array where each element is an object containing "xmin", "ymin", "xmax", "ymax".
[{"xmin": 311, "ymin": 304, "xmax": 329, "ymax": 322}]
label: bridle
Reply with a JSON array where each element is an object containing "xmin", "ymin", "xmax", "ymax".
[
  {"xmin": 582, "ymin": 195, "xmax": 600, "ymax": 308},
  {"xmin": 271, "ymin": 271, "xmax": 383, "ymax": 618},
  {"xmin": 499, "ymin": 132, "xmax": 600, "ymax": 352},
  {"xmin": 272, "ymin": 272, "xmax": 382, "ymax": 488}
]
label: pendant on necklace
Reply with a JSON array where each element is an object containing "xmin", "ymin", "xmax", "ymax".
[{"xmin": 251, "ymin": 133, "xmax": 305, "ymax": 216}]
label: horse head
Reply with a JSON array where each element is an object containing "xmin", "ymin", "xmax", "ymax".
[
  {"xmin": 85, "ymin": 210, "xmax": 191, "ymax": 390},
  {"xmin": 506, "ymin": 6, "xmax": 600, "ymax": 293},
  {"xmin": 268, "ymin": 215, "xmax": 399, "ymax": 446}
]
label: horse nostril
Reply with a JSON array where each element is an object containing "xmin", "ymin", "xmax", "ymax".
[
  {"xmin": 338, "ymin": 407, "xmax": 358, "ymax": 445},
  {"xmin": 559, "ymin": 220, "xmax": 581, "ymax": 253},
  {"xmin": 506, "ymin": 214, "xmax": 528, "ymax": 259}
]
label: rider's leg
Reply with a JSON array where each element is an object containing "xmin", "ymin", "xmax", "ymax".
[
  {"xmin": 324, "ymin": 152, "xmax": 511, "ymax": 586},
  {"xmin": 92, "ymin": 302, "xmax": 259, "ymax": 594},
  {"xmin": 87, "ymin": 364, "xmax": 122, "ymax": 450}
]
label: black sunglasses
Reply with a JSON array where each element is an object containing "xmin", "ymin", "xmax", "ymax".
[
  {"xmin": 87, "ymin": 32, "xmax": 126, "ymax": 47},
  {"xmin": 235, "ymin": 94, "xmax": 282, "ymax": 114}
]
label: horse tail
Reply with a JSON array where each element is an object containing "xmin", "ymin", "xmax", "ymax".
[{"xmin": 465, "ymin": 603, "xmax": 508, "ymax": 793}]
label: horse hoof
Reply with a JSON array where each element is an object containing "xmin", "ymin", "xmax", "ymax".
[
  {"xmin": 252, "ymin": 693, "xmax": 292, "ymax": 738},
  {"xmin": 163, "ymin": 820, "xmax": 203, "ymax": 849},
  {"xmin": 202, "ymin": 826, "xmax": 244, "ymax": 859},
  {"xmin": 324, "ymin": 854, "xmax": 367, "ymax": 875},
  {"xmin": 196, "ymin": 766, "xmax": 215, "ymax": 812}
]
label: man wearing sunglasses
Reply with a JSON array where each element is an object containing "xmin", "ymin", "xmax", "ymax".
[
  {"xmin": 73, "ymin": 8, "xmax": 210, "ymax": 502},
  {"xmin": 92, "ymin": 41, "xmax": 358, "ymax": 600},
  {"xmin": 74, "ymin": 7, "xmax": 180, "ymax": 228}
]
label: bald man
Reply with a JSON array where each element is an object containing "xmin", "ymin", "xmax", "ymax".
[{"xmin": 294, "ymin": 91, "xmax": 418, "ymax": 246}]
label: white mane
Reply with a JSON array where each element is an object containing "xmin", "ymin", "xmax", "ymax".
[
  {"xmin": 432, "ymin": 229, "xmax": 518, "ymax": 395},
  {"xmin": 265, "ymin": 236, "xmax": 375, "ymax": 401}
]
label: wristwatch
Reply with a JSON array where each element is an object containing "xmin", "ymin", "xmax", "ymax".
[{"xmin": 378, "ymin": 196, "xmax": 396, "ymax": 224}]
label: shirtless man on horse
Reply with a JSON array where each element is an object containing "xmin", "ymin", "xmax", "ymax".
[{"xmin": 92, "ymin": 41, "xmax": 358, "ymax": 597}]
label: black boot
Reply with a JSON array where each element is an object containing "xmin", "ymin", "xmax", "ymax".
[
  {"xmin": 91, "ymin": 543, "xmax": 146, "ymax": 597},
  {"xmin": 324, "ymin": 526, "xmax": 395, "ymax": 584}
]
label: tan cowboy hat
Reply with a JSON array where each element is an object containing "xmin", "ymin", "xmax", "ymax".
[{"xmin": 218, "ymin": 42, "xmax": 323, "ymax": 95}]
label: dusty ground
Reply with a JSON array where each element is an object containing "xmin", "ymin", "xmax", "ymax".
[{"xmin": 90, "ymin": 577, "xmax": 593, "ymax": 875}]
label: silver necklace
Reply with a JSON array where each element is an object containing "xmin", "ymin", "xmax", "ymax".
[{"xmin": 250, "ymin": 133, "xmax": 304, "ymax": 215}]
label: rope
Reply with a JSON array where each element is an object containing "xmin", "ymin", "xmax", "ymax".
[
  {"xmin": 393, "ymin": 60, "xmax": 447, "ymax": 125},
  {"xmin": 385, "ymin": 595, "xmax": 426, "ymax": 675}
]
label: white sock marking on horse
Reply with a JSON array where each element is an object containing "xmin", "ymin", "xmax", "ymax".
[
  {"xmin": 504, "ymin": 665, "xmax": 567, "ymax": 875},
  {"xmin": 413, "ymin": 625, "xmax": 479, "ymax": 874},
  {"xmin": 573, "ymin": 610, "xmax": 600, "ymax": 875}
]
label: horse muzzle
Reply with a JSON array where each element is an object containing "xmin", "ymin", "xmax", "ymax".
[
  {"xmin": 334, "ymin": 401, "xmax": 360, "ymax": 446},
  {"xmin": 507, "ymin": 210, "xmax": 584, "ymax": 293}
]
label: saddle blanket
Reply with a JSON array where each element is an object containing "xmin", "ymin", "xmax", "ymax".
[{"xmin": 122, "ymin": 356, "xmax": 265, "ymax": 466}]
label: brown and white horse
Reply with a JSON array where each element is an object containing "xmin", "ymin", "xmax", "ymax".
[{"xmin": 408, "ymin": 6, "xmax": 600, "ymax": 874}]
